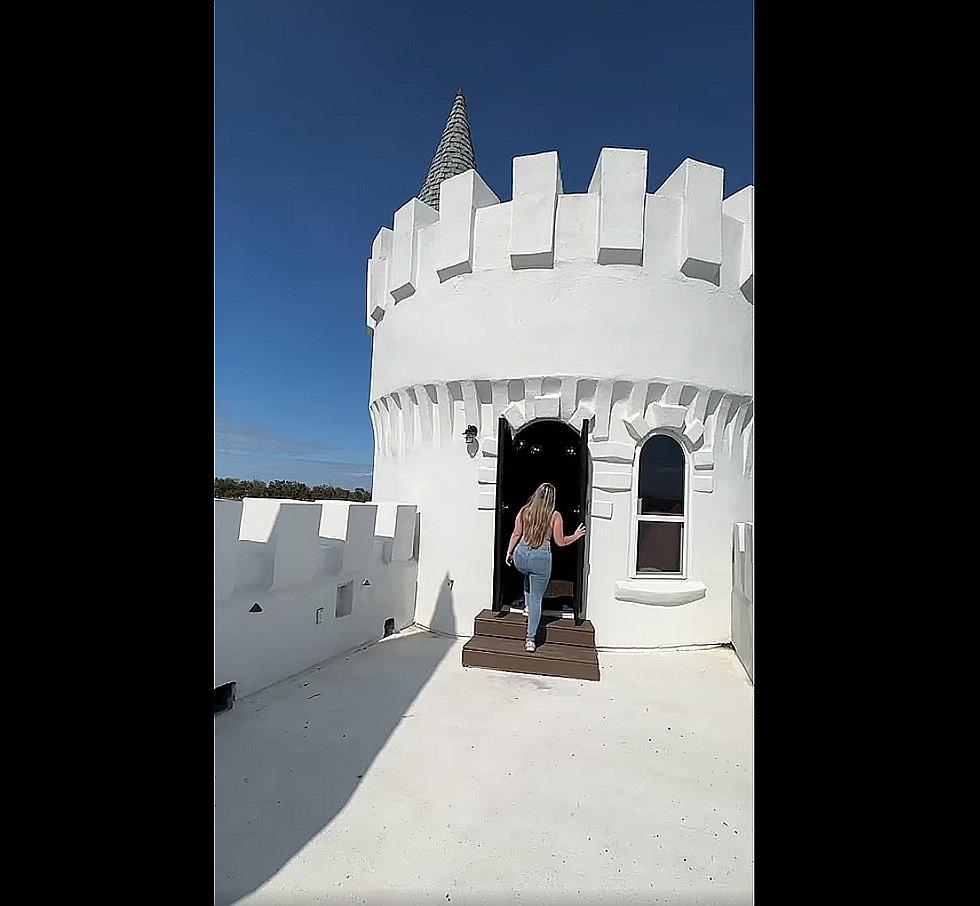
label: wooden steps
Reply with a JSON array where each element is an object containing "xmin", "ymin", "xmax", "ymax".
[{"xmin": 462, "ymin": 609, "xmax": 600, "ymax": 681}]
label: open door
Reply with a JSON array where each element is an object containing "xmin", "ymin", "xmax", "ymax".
[
  {"xmin": 491, "ymin": 417, "xmax": 514, "ymax": 612},
  {"xmin": 572, "ymin": 419, "xmax": 590, "ymax": 622}
]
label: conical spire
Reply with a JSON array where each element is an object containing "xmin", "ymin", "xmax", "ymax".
[{"xmin": 418, "ymin": 90, "xmax": 477, "ymax": 211}]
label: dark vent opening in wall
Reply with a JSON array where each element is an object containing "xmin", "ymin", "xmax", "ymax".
[
  {"xmin": 214, "ymin": 682, "xmax": 236, "ymax": 715},
  {"xmin": 336, "ymin": 582, "xmax": 354, "ymax": 618},
  {"xmin": 384, "ymin": 618, "xmax": 395, "ymax": 637}
]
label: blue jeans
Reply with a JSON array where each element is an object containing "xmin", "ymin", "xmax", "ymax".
[{"xmin": 513, "ymin": 540, "xmax": 552, "ymax": 642}]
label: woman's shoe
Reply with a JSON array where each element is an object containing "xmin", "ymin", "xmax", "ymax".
[{"xmin": 525, "ymin": 639, "xmax": 536, "ymax": 652}]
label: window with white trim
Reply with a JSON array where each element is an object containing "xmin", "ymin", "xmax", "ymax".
[{"xmin": 632, "ymin": 434, "xmax": 687, "ymax": 577}]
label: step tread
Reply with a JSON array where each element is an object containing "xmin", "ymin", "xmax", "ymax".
[
  {"xmin": 474, "ymin": 609, "xmax": 595, "ymax": 633},
  {"xmin": 463, "ymin": 634, "xmax": 598, "ymax": 664}
]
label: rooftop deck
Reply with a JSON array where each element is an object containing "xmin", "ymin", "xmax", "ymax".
[{"xmin": 215, "ymin": 628, "xmax": 753, "ymax": 905}]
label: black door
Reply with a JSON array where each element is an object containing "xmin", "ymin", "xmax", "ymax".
[
  {"xmin": 491, "ymin": 417, "xmax": 514, "ymax": 612},
  {"xmin": 572, "ymin": 419, "xmax": 591, "ymax": 622}
]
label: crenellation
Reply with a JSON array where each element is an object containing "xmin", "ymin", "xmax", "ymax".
[
  {"xmin": 367, "ymin": 257, "xmax": 387, "ymax": 332},
  {"xmin": 216, "ymin": 500, "xmax": 419, "ymax": 607},
  {"xmin": 722, "ymin": 186, "xmax": 754, "ymax": 303},
  {"xmin": 719, "ymin": 214, "xmax": 743, "ymax": 295},
  {"xmin": 472, "ymin": 201, "xmax": 512, "ymax": 271},
  {"xmin": 641, "ymin": 194, "xmax": 682, "ymax": 275},
  {"xmin": 589, "ymin": 148, "xmax": 648, "ymax": 265},
  {"xmin": 415, "ymin": 220, "xmax": 442, "ymax": 295},
  {"xmin": 436, "ymin": 169, "xmax": 499, "ymax": 281},
  {"xmin": 555, "ymin": 193, "xmax": 599, "ymax": 263},
  {"xmin": 655, "ymin": 158, "xmax": 724, "ymax": 285},
  {"xmin": 510, "ymin": 151, "xmax": 563, "ymax": 269},
  {"xmin": 366, "ymin": 149, "xmax": 753, "ymax": 340},
  {"xmin": 389, "ymin": 197, "xmax": 439, "ymax": 302}
]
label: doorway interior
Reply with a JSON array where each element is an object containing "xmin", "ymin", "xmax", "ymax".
[{"xmin": 492, "ymin": 418, "xmax": 589, "ymax": 620}]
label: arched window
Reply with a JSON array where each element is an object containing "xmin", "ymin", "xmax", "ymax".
[{"xmin": 632, "ymin": 434, "xmax": 687, "ymax": 577}]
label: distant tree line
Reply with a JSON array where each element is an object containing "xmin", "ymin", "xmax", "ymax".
[{"xmin": 214, "ymin": 477, "xmax": 371, "ymax": 502}]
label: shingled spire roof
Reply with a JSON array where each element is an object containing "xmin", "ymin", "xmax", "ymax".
[{"xmin": 418, "ymin": 90, "xmax": 476, "ymax": 211}]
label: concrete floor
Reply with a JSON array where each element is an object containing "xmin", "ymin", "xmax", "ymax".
[{"xmin": 215, "ymin": 628, "xmax": 753, "ymax": 905}]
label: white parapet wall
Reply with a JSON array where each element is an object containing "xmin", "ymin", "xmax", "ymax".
[
  {"xmin": 731, "ymin": 521, "xmax": 754, "ymax": 683},
  {"xmin": 214, "ymin": 498, "xmax": 420, "ymax": 698}
]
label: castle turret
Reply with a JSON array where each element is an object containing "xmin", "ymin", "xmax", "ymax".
[{"xmin": 365, "ymin": 95, "xmax": 753, "ymax": 651}]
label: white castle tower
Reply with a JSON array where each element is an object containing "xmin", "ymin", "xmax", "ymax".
[{"xmin": 365, "ymin": 91, "xmax": 754, "ymax": 658}]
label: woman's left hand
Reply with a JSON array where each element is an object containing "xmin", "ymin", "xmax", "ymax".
[{"xmin": 505, "ymin": 552, "xmax": 513, "ymax": 566}]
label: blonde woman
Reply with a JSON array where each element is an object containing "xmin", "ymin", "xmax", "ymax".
[{"xmin": 505, "ymin": 482, "xmax": 586, "ymax": 652}]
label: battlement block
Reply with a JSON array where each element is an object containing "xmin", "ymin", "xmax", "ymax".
[
  {"xmin": 270, "ymin": 502, "xmax": 322, "ymax": 590},
  {"xmin": 238, "ymin": 497, "xmax": 284, "ymax": 542},
  {"xmin": 722, "ymin": 186, "xmax": 754, "ymax": 303},
  {"xmin": 214, "ymin": 499, "xmax": 244, "ymax": 602},
  {"xmin": 510, "ymin": 151, "xmax": 562, "ymax": 269},
  {"xmin": 588, "ymin": 148, "xmax": 648, "ymax": 265},
  {"xmin": 389, "ymin": 198, "xmax": 439, "ymax": 303},
  {"xmin": 366, "ymin": 226, "xmax": 394, "ymax": 331},
  {"xmin": 655, "ymin": 158, "xmax": 724, "ymax": 285},
  {"xmin": 375, "ymin": 503, "xmax": 417, "ymax": 562},
  {"xmin": 436, "ymin": 169, "xmax": 499, "ymax": 281},
  {"xmin": 319, "ymin": 502, "xmax": 378, "ymax": 576}
]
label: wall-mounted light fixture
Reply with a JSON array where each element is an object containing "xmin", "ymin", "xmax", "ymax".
[{"xmin": 462, "ymin": 425, "xmax": 478, "ymax": 444}]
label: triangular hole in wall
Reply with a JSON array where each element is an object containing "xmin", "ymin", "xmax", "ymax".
[
  {"xmin": 362, "ymin": 579, "xmax": 371, "ymax": 586},
  {"xmin": 249, "ymin": 603, "xmax": 263, "ymax": 613}
]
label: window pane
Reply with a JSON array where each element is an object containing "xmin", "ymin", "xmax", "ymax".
[
  {"xmin": 638, "ymin": 435, "xmax": 684, "ymax": 515},
  {"xmin": 636, "ymin": 521, "xmax": 682, "ymax": 574}
]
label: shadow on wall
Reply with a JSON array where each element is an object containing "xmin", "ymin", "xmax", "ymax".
[
  {"xmin": 431, "ymin": 570, "xmax": 458, "ymax": 636},
  {"xmin": 214, "ymin": 628, "xmax": 457, "ymax": 905}
]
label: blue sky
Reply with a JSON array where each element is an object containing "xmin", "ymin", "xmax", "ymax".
[{"xmin": 215, "ymin": 0, "xmax": 753, "ymax": 488}]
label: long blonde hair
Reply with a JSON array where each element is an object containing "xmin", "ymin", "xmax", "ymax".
[{"xmin": 522, "ymin": 483, "xmax": 556, "ymax": 548}]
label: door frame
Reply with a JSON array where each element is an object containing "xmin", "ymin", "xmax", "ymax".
[{"xmin": 490, "ymin": 416, "xmax": 591, "ymax": 621}]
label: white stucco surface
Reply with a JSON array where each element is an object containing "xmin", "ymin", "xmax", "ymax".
[
  {"xmin": 214, "ymin": 499, "xmax": 420, "ymax": 698},
  {"xmin": 214, "ymin": 629, "xmax": 753, "ymax": 905},
  {"xmin": 364, "ymin": 146, "xmax": 754, "ymax": 650}
]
